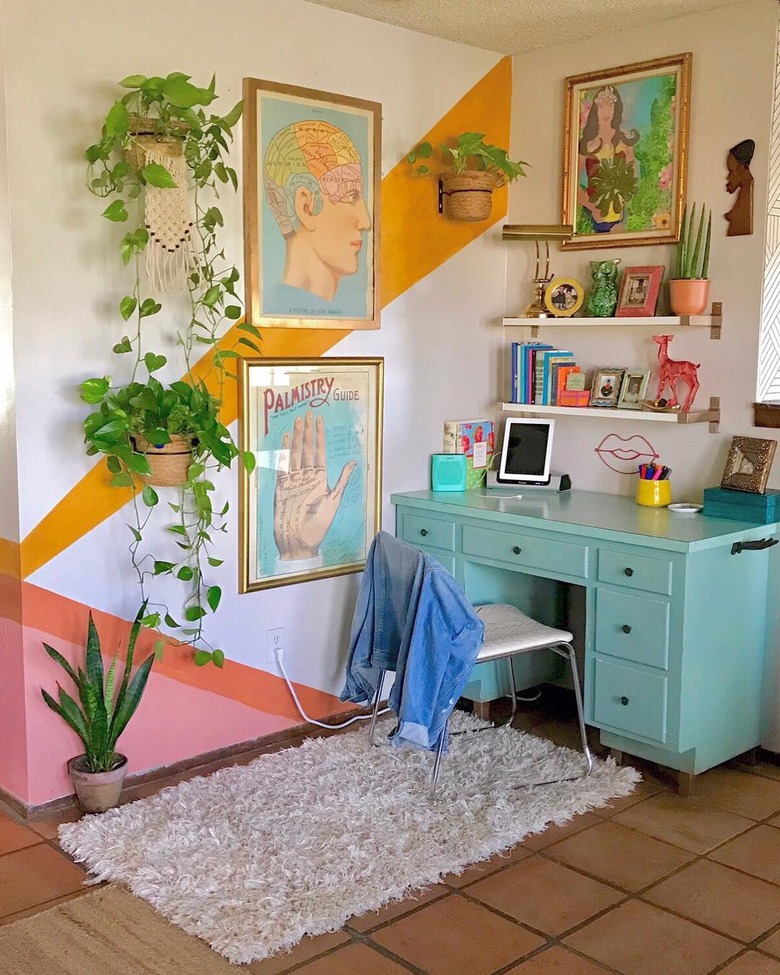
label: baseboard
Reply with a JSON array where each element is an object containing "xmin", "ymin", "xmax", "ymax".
[{"xmin": 1, "ymin": 708, "xmax": 365, "ymax": 821}]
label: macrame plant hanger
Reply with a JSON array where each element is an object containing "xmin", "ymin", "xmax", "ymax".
[{"xmin": 132, "ymin": 124, "xmax": 194, "ymax": 293}]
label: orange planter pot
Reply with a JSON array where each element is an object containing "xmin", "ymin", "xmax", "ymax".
[{"xmin": 669, "ymin": 279, "xmax": 710, "ymax": 316}]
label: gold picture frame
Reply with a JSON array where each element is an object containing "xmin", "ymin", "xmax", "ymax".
[
  {"xmin": 239, "ymin": 357, "xmax": 384, "ymax": 592},
  {"xmin": 721, "ymin": 436, "xmax": 777, "ymax": 495},
  {"xmin": 561, "ymin": 53, "xmax": 692, "ymax": 250},
  {"xmin": 543, "ymin": 277, "xmax": 584, "ymax": 317},
  {"xmin": 243, "ymin": 78, "xmax": 381, "ymax": 329}
]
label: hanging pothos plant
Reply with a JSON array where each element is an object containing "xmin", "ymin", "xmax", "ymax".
[{"xmin": 80, "ymin": 72, "xmax": 257, "ymax": 666}]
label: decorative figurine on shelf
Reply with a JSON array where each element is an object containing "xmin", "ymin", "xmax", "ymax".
[
  {"xmin": 584, "ymin": 258, "xmax": 621, "ymax": 317},
  {"xmin": 724, "ymin": 138, "xmax": 755, "ymax": 237},
  {"xmin": 653, "ymin": 334, "xmax": 700, "ymax": 412}
]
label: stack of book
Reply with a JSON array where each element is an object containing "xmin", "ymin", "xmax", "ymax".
[{"xmin": 510, "ymin": 342, "xmax": 583, "ymax": 406}]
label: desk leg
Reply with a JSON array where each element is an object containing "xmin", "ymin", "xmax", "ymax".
[
  {"xmin": 676, "ymin": 770, "xmax": 696, "ymax": 798},
  {"xmin": 610, "ymin": 748, "xmax": 624, "ymax": 766},
  {"xmin": 473, "ymin": 701, "xmax": 492, "ymax": 722}
]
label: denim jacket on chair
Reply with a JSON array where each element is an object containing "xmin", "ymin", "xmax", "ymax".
[{"xmin": 340, "ymin": 531, "xmax": 484, "ymax": 751}]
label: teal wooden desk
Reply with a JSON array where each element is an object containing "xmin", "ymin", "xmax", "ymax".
[{"xmin": 392, "ymin": 489, "xmax": 779, "ymax": 790}]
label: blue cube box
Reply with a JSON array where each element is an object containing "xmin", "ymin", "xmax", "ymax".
[{"xmin": 703, "ymin": 486, "xmax": 780, "ymax": 524}]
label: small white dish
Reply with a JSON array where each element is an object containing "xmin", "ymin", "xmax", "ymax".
[{"xmin": 668, "ymin": 502, "xmax": 703, "ymax": 514}]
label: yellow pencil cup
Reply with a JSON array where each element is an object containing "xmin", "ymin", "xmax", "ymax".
[{"xmin": 636, "ymin": 479, "xmax": 672, "ymax": 507}]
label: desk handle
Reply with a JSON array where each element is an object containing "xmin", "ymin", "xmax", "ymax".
[
  {"xmin": 731, "ymin": 538, "xmax": 778, "ymax": 555},
  {"xmin": 420, "ymin": 528, "xmax": 428, "ymax": 537},
  {"xmin": 512, "ymin": 545, "xmax": 522, "ymax": 555},
  {"xmin": 622, "ymin": 624, "xmax": 632, "ymax": 634},
  {"xmin": 624, "ymin": 567, "xmax": 634, "ymax": 577},
  {"xmin": 619, "ymin": 696, "xmax": 629, "ymax": 706}
]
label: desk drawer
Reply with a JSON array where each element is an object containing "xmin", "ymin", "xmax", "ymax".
[
  {"xmin": 595, "ymin": 589, "xmax": 670, "ymax": 669},
  {"xmin": 597, "ymin": 548, "xmax": 673, "ymax": 595},
  {"xmin": 462, "ymin": 525, "xmax": 588, "ymax": 579},
  {"xmin": 593, "ymin": 656, "xmax": 668, "ymax": 744},
  {"xmin": 399, "ymin": 514, "xmax": 455, "ymax": 552}
]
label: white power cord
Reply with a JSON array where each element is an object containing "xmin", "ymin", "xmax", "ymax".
[{"xmin": 274, "ymin": 647, "xmax": 391, "ymax": 729}]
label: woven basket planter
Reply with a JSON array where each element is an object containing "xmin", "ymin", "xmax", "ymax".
[
  {"xmin": 440, "ymin": 170, "xmax": 500, "ymax": 222},
  {"xmin": 126, "ymin": 115, "xmax": 188, "ymax": 169},
  {"xmin": 133, "ymin": 434, "xmax": 193, "ymax": 487}
]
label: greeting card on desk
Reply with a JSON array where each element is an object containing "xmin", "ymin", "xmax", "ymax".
[{"xmin": 442, "ymin": 418, "xmax": 494, "ymax": 488}]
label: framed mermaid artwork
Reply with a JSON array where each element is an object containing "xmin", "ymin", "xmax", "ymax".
[
  {"xmin": 243, "ymin": 78, "xmax": 381, "ymax": 329},
  {"xmin": 561, "ymin": 54, "xmax": 692, "ymax": 250}
]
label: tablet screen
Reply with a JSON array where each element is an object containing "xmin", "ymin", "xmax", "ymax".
[{"xmin": 497, "ymin": 418, "xmax": 554, "ymax": 484}]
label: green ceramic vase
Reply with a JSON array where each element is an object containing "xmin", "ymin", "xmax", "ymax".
[{"xmin": 584, "ymin": 259, "xmax": 621, "ymax": 317}]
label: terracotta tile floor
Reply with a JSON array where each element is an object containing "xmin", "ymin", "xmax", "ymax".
[{"xmin": 5, "ymin": 696, "xmax": 780, "ymax": 974}]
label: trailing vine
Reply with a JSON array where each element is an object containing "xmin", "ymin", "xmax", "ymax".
[{"xmin": 80, "ymin": 72, "xmax": 257, "ymax": 665}]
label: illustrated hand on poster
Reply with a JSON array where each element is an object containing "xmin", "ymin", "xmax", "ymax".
[{"xmin": 274, "ymin": 409, "xmax": 357, "ymax": 561}]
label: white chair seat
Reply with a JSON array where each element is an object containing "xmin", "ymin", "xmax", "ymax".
[{"xmin": 475, "ymin": 603, "xmax": 573, "ymax": 662}]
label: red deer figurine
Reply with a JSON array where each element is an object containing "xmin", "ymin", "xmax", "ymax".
[{"xmin": 653, "ymin": 334, "xmax": 700, "ymax": 412}]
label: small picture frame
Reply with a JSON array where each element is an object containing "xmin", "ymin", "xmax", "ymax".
[
  {"xmin": 617, "ymin": 369, "xmax": 651, "ymax": 409},
  {"xmin": 590, "ymin": 367, "xmax": 625, "ymax": 408},
  {"xmin": 720, "ymin": 436, "xmax": 777, "ymax": 494},
  {"xmin": 616, "ymin": 266, "xmax": 664, "ymax": 317},
  {"xmin": 544, "ymin": 277, "xmax": 584, "ymax": 317}
]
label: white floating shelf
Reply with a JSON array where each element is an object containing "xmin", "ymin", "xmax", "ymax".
[
  {"xmin": 502, "ymin": 302, "xmax": 722, "ymax": 339},
  {"xmin": 499, "ymin": 399, "xmax": 720, "ymax": 432}
]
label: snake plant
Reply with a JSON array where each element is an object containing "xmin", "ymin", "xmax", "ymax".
[
  {"xmin": 675, "ymin": 203, "xmax": 712, "ymax": 279},
  {"xmin": 41, "ymin": 602, "xmax": 155, "ymax": 772}
]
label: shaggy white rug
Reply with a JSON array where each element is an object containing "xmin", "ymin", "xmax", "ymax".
[{"xmin": 59, "ymin": 714, "xmax": 640, "ymax": 964}]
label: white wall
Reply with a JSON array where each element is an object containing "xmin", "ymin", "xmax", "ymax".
[
  {"xmin": 0, "ymin": 6, "xmax": 19, "ymax": 545},
  {"xmin": 4, "ymin": 0, "xmax": 506, "ymax": 701},
  {"xmin": 507, "ymin": 0, "xmax": 778, "ymax": 501}
]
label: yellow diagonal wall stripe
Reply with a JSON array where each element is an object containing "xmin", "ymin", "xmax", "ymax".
[
  {"xmin": 0, "ymin": 538, "xmax": 21, "ymax": 579},
  {"xmin": 20, "ymin": 56, "xmax": 512, "ymax": 578}
]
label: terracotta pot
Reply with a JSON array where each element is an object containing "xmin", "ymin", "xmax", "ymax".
[
  {"xmin": 68, "ymin": 754, "xmax": 128, "ymax": 813},
  {"xmin": 132, "ymin": 434, "xmax": 193, "ymax": 487},
  {"xmin": 440, "ymin": 170, "xmax": 500, "ymax": 222},
  {"xmin": 669, "ymin": 279, "xmax": 711, "ymax": 316}
]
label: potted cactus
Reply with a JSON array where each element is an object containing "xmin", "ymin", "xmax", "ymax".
[{"xmin": 669, "ymin": 203, "xmax": 712, "ymax": 316}]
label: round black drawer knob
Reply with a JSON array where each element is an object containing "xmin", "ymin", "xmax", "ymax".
[
  {"xmin": 624, "ymin": 567, "xmax": 634, "ymax": 577},
  {"xmin": 620, "ymin": 696, "xmax": 630, "ymax": 706},
  {"xmin": 420, "ymin": 528, "xmax": 428, "ymax": 537},
  {"xmin": 622, "ymin": 624, "xmax": 632, "ymax": 634},
  {"xmin": 513, "ymin": 545, "xmax": 522, "ymax": 555}
]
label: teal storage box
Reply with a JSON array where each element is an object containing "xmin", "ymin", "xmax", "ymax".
[{"xmin": 703, "ymin": 486, "xmax": 780, "ymax": 523}]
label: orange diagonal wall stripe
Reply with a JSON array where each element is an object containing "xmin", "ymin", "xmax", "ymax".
[
  {"xmin": 21, "ymin": 56, "xmax": 512, "ymax": 577},
  {"xmin": 0, "ymin": 538, "xmax": 21, "ymax": 580}
]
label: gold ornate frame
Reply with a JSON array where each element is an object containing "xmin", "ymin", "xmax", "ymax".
[
  {"xmin": 561, "ymin": 53, "xmax": 692, "ymax": 250},
  {"xmin": 721, "ymin": 436, "xmax": 777, "ymax": 495},
  {"xmin": 239, "ymin": 357, "xmax": 384, "ymax": 592},
  {"xmin": 243, "ymin": 78, "xmax": 381, "ymax": 329}
]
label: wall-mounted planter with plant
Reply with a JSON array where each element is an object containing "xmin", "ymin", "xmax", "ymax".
[
  {"xmin": 408, "ymin": 132, "xmax": 527, "ymax": 222},
  {"xmin": 82, "ymin": 72, "xmax": 255, "ymax": 665}
]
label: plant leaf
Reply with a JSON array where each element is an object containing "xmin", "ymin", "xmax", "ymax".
[
  {"xmin": 120, "ymin": 296, "xmax": 137, "ymax": 321},
  {"xmin": 141, "ymin": 163, "xmax": 178, "ymax": 189},
  {"xmin": 206, "ymin": 586, "xmax": 221, "ymax": 613},
  {"xmin": 193, "ymin": 650, "xmax": 212, "ymax": 666},
  {"xmin": 142, "ymin": 485, "xmax": 158, "ymax": 507},
  {"xmin": 105, "ymin": 101, "xmax": 130, "ymax": 138},
  {"xmin": 144, "ymin": 352, "xmax": 167, "ymax": 372},
  {"xmin": 212, "ymin": 649, "xmax": 225, "ymax": 668},
  {"xmin": 102, "ymin": 199, "xmax": 128, "ymax": 222}
]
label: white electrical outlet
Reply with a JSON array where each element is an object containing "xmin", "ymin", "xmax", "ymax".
[{"xmin": 267, "ymin": 627, "xmax": 284, "ymax": 664}]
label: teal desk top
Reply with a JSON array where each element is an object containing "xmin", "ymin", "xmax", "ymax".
[{"xmin": 390, "ymin": 490, "xmax": 778, "ymax": 554}]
